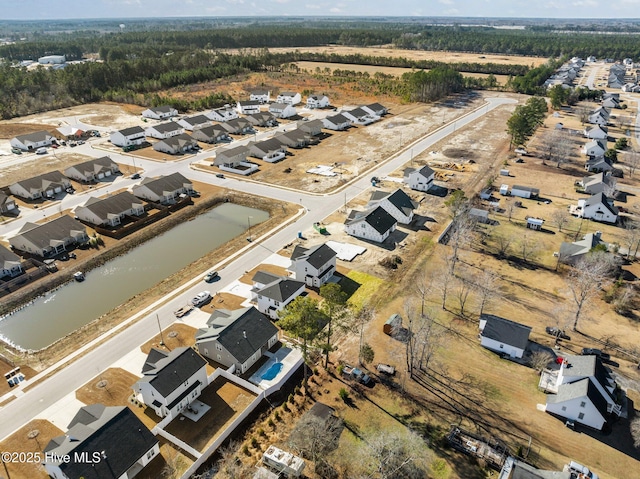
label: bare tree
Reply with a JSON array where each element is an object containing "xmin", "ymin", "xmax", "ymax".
[
  {"xmin": 361, "ymin": 429, "xmax": 432, "ymax": 479},
  {"xmin": 446, "ymin": 214, "xmax": 476, "ymax": 275},
  {"xmin": 539, "ymin": 128, "xmax": 573, "ymax": 168},
  {"xmin": 631, "ymin": 416, "xmax": 640, "ymax": 449},
  {"xmin": 613, "ymin": 285, "xmax": 635, "ymax": 316},
  {"xmin": 493, "ymin": 232, "xmax": 512, "ymax": 258},
  {"xmin": 566, "ymin": 252, "xmax": 618, "ymax": 330},
  {"xmin": 206, "ymin": 442, "xmax": 252, "ymax": 479},
  {"xmin": 551, "ymin": 208, "xmax": 571, "ymax": 233},
  {"xmin": 626, "ymin": 149, "xmax": 640, "ymax": 178},
  {"xmin": 455, "ymin": 276, "xmax": 473, "ymax": 317},
  {"xmin": 577, "ymin": 106, "xmax": 590, "ymax": 126},
  {"xmin": 518, "ymin": 233, "xmax": 539, "ymax": 264},
  {"xmin": 506, "ymin": 201, "xmax": 517, "ymax": 222},
  {"xmin": 288, "ymin": 414, "xmax": 343, "ymax": 467},
  {"xmin": 622, "ymin": 220, "xmax": 640, "ymax": 259},
  {"xmin": 529, "ymin": 350, "xmax": 554, "ymax": 374},
  {"xmin": 404, "ymin": 299, "xmax": 445, "ymax": 377},
  {"xmin": 434, "ymin": 265, "xmax": 454, "ymax": 310},
  {"xmin": 603, "ymin": 176, "xmax": 618, "ymax": 198},
  {"xmin": 474, "ymin": 270, "xmax": 500, "ymax": 316}
]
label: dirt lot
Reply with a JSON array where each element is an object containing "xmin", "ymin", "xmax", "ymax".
[
  {"xmin": 75, "ymin": 367, "xmax": 141, "ymax": 407},
  {"xmin": 244, "ymin": 46, "xmax": 549, "ymax": 67}
]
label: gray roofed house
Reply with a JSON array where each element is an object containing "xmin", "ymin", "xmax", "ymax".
[
  {"xmin": 245, "ymin": 111, "xmax": 278, "ymax": 127},
  {"xmin": 579, "ymin": 172, "xmax": 613, "ymax": 195},
  {"xmin": 196, "ymin": 306, "xmax": 279, "ymax": 374},
  {"xmin": 344, "ymin": 205, "xmax": 397, "ymax": 243},
  {"xmin": 219, "ymin": 117, "xmax": 253, "ymax": 135},
  {"xmin": 190, "ymin": 124, "xmax": 231, "ymax": 144},
  {"xmin": 269, "ymin": 102, "xmax": 297, "ymax": 119},
  {"xmin": 10, "ymin": 130, "xmax": 54, "ymax": 151},
  {"xmin": 276, "ymin": 129, "xmax": 313, "ymax": 148},
  {"xmin": 545, "ymin": 378, "xmax": 610, "ymax": 430},
  {"xmin": 249, "ymin": 137, "xmax": 288, "ymax": 162},
  {"xmin": 9, "ymin": 215, "xmax": 88, "ymax": 257},
  {"xmin": 584, "ymin": 156, "xmax": 613, "ymax": 173},
  {"xmin": 298, "ymin": 119, "xmax": 324, "ymax": 136},
  {"xmin": 250, "ymin": 90, "xmax": 271, "ymax": 103},
  {"xmin": 322, "ymin": 113, "xmax": 352, "ymax": 131},
  {"xmin": 214, "ymin": 145, "xmax": 258, "ymax": 175},
  {"xmin": 64, "ymin": 156, "xmax": 120, "ymax": 182},
  {"xmin": 0, "ymin": 192, "xmax": 17, "ymax": 215},
  {"xmin": 141, "ymin": 105, "xmax": 178, "ymax": 120},
  {"xmin": 498, "ymin": 456, "xmax": 571, "ymax": 479},
  {"xmin": 368, "ymin": 188, "xmax": 418, "ymax": 225},
  {"xmin": 43, "ymin": 405, "xmax": 159, "ymax": 479},
  {"xmin": 343, "ymin": 107, "xmax": 378, "ymax": 125},
  {"xmin": 206, "ymin": 105, "xmax": 239, "ymax": 122},
  {"xmin": 153, "ymin": 132, "xmax": 199, "ymax": 155},
  {"xmin": 132, "ymin": 347, "xmax": 208, "ymax": 418},
  {"xmin": 9, "ymin": 171, "xmax": 71, "ymax": 200},
  {"xmin": 176, "ymin": 114, "xmax": 211, "ymax": 131},
  {"xmin": 306, "ymin": 94, "xmax": 330, "ymax": 108},
  {"xmin": 110, "ymin": 125, "xmax": 146, "ymax": 147},
  {"xmin": 237, "ymin": 100, "xmax": 262, "ymax": 114},
  {"xmin": 0, "ymin": 244, "xmax": 23, "ymax": 279},
  {"xmin": 255, "ymin": 276, "xmax": 306, "ymax": 319},
  {"xmin": 276, "ymin": 91, "xmax": 302, "ymax": 105},
  {"xmin": 251, "ymin": 270, "xmax": 281, "ymax": 289},
  {"xmin": 289, "ymin": 243, "xmax": 337, "ymax": 287},
  {"xmin": 75, "ymin": 191, "xmax": 145, "ymax": 227},
  {"xmin": 479, "ymin": 313, "xmax": 531, "ymax": 359},
  {"xmin": 558, "ymin": 231, "xmax": 607, "ymax": 264},
  {"xmin": 144, "ymin": 121, "xmax": 184, "ymax": 139},
  {"xmin": 132, "ymin": 172, "xmax": 193, "ymax": 204},
  {"xmin": 468, "ymin": 207, "xmax": 490, "ymax": 224},
  {"xmin": 362, "ymin": 102, "xmax": 388, "ymax": 116},
  {"xmin": 576, "ymin": 192, "xmax": 618, "ymax": 223}
]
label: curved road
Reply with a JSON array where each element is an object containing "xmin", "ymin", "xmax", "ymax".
[{"xmin": 0, "ymin": 97, "xmax": 516, "ymax": 439}]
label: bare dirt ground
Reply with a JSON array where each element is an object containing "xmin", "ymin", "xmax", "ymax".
[
  {"xmin": 75, "ymin": 367, "xmax": 141, "ymax": 407},
  {"xmin": 140, "ymin": 323, "xmax": 200, "ymax": 355},
  {"xmin": 242, "ymin": 46, "xmax": 550, "ymax": 67}
]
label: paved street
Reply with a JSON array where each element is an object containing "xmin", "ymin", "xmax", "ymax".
[{"xmin": 0, "ymin": 97, "xmax": 516, "ymax": 439}]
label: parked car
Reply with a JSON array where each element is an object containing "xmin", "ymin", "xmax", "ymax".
[
  {"xmin": 568, "ymin": 460, "xmax": 599, "ymax": 479},
  {"xmin": 191, "ymin": 291, "xmax": 212, "ymax": 307},
  {"xmin": 376, "ymin": 363, "xmax": 395, "ymax": 376},
  {"xmin": 174, "ymin": 305, "xmax": 194, "ymax": 318},
  {"xmin": 514, "ymin": 148, "xmax": 528, "ymax": 155},
  {"xmin": 11, "ymin": 147, "xmax": 22, "ymax": 155},
  {"xmin": 581, "ymin": 348, "xmax": 610, "ymax": 361},
  {"xmin": 130, "ymin": 173, "xmax": 141, "ymax": 180},
  {"xmin": 204, "ymin": 271, "xmax": 219, "ymax": 283},
  {"xmin": 77, "ymin": 140, "xmax": 85, "ymax": 145},
  {"xmin": 216, "ymin": 173, "xmax": 225, "ymax": 178},
  {"xmin": 342, "ymin": 365, "xmax": 372, "ymax": 385},
  {"xmin": 545, "ymin": 327, "xmax": 570, "ymax": 340},
  {"xmin": 36, "ymin": 147, "xmax": 47, "ymax": 155}
]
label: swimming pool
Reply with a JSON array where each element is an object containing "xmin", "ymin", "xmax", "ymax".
[{"xmin": 261, "ymin": 362, "xmax": 283, "ymax": 380}]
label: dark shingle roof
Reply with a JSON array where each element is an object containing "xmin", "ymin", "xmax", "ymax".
[
  {"xmin": 181, "ymin": 114, "xmax": 210, "ymax": 126},
  {"xmin": 346, "ymin": 107, "xmax": 369, "ymax": 118},
  {"xmin": 291, "ymin": 243, "xmax": 337, "ymax": 269},
  {"xmin": 258, "ymin": 277, "xmax": 305, "ymax": 302},
  {"xmin": 139, "ymin": 347, "xmax": 207, "ymax": 397},
  {"xmin": 252, "ymin": 270, "xmax": 281, "ymax": 285},
  {"xmin": 417, "ymin": 165, "xmax": 435, "ymax": 178},
  {"xmin": 135, "ymin": 172, "xmax": 192, "ymax": 196},
  {"xmin": 44, "ymin": 405, "xmax": 157, "ymax": 479},
  {"xmin": 347, "ymin": 206, "xmax": 397, "ymax": 235},
  {"xmin": 156, "ymin": 133, "xmax": 197, "ymax": 148},
  {"xmin": 77, "ymin": 191, "xmax": 143, "ymax": 222},
  {"xmin": 326, "ymin": 114, "xmax": 350, "ymax": 124},
  {"xmin": 150, "ymin": 105, "xmax": 174, "ymax": 114},
  {"xmin": 12, "ymin": 170, "xmax": 69, "ymax": 193},
  {"xmin": 149, "ymin": 122, "xmax": 183, "ymax": 134},
  {"xmin": 12, "ymin": 215, "xmax": 86, "ymax": 250},
  {"xmin": 118, "ymin": 125, "xmax": 145, "ymax": 137},
  {"xmin": 0, "ymin": 244, "xmax": 21, "ymax": 268},
  {"xmin": 370, "ymin": 189, "xmax": 418, "ymax": 215},
  {"xmin": 585, "ymin": 192, "xmax": 618, "ymax": 215},
  {"xmin": 548, "ymin": 378, "xmax": 609, "ymax": 417},
  {"xmin": 65, "ymin": 156, "xmax": 118, "ymax": 177},
  {"xmin": 15, "ymin": 130, "xmax": 52, "ymax": 143},
  {"xmin": 192, "ymin": 124, "xmax": 227, "ymax": 139},
  {"xmin": 250, "ymin": 137, "xmax": 287, "ymax": 156},
  {"xmin": 480, "ymin": 313, "xmax": 531, "ymax": 351},
  {"xmin": 197, "ymin": 307, "xmax": 278, "ymax": 364}
]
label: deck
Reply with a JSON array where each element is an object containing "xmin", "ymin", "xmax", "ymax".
[{"xmin": 447, "ymin": 426, "xmax": 509, "ymax": 470}]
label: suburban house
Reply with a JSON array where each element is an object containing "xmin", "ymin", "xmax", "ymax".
[
  {"xmin": 602, "ymin": 97, "xmax": 620, "ymax": 109},
  {"xmin": 306, "ymin": 94, "xmax": 330, "ymax": 109},
  {"xmin": 584, "ymin": 125, "xmax": 608, "ymax": 140},
  {"xmin": 56, "ymin": 124, "xmax": 86, "ymax": 140},
  {"xmin": 132, "ymin": 172, "xmax": 194, "ymax": 204},
  {"xmin": 622, "ymin": 83, "xmax": 640, "ymax": 93},
  {"xmin": 251, "ymin": 270, "xmax": 281, "ymax": 295},
  {"xmin": 132, "ymin": 347, "xmax": 208, "ymax": 419},
  {"xmin": 141, "ymin": 105, "xmax": 178, "ymax": 120},
  {"xmin": 588, "ymin": 111, "xmax": 608, "ymax": 126},
  {"xmin": 362, "ymin": 103, "xmax": 388, "ymax": 117},
  {"xmin": 585, "ymin": 156, "xmax": 613, "ymax": 173},
  {"xmin": 579, "ymin": 172, "xmax": 614, "ymax": 195},
  {"xmin": 195, "ymin": 306, "xmax": 279, "ymax": 374},
  {"xmin": 254, "ymin": 274, "xmax": 306, "ymax": 319},
  {"xmin": 109, "ymin": 126, "xmax": 146, "ymax": 147},
  {"xmin": 176, "ymin": 114, "xmax": 211, "ymax": 131},
  {"xmin": 250, "ymin": 89, "xmax": 271, "ymax": 103},
  {"xmin": 206, "ymin": 105, "xmax": 238, "ymax": 122},
  {"xmin": 343, "ymin": 107, "xmax": 378, "ymax": 125},
  {"xmin": 237, "ymin": 100, "xmax": 262, "ymax": 115},
  {"xmin": 245, "ymin": 111, "xmax": 278, "ymax": 128},
  {"xmin": 144, "ymin": 122, "xmax": 184, "ymax": 140},
  {"xmin": 298, "ymin": 119, "xmax": 324, "ymax": 137},
  {"xmin": 9, "ymin": 215, "xmax": 88, "ymax": 257},
  {"xmin": 498, "ymin": 457, "xmax": 570, "ymax": 479},
  {"xmin": 344, "ymin": 206, "xmax": 397, "ymax": 243},
  {"xmin": 404, "ymin": 165, "xmax": 435, "ymax": 192},
  {"xmin": 276, "ymin": 129, "xmax": 313, "ymax": 149},
  {"xmin": 219, "ymin": 117, "xmax": 253, "ymax": 135},
  {"xmin": 191, "ymin": 124, "xmax": 231, "ymax": 144},
  {"xmin": 582, "ymin": 140, "xmax": 607, "ymax": 158},
  {"xmin": 10, "ymin": 131, "xmax": 54, "ymax": 151},
  {"xmin": 9, "ymin": 171, "xmax": 71, "ymax": 200},
  {"xmin": 269, "ymin": 102, "xmax": 297, "ymax": 119},
  {"xmin": 43, "ymin": 404, "xmax": 159, "ymax": 479},
  {"xmin": 0, "ymin": 193, "xmax": 17, "ymax": 215},
  {"xmin": 322, "ymin": 113, "xmax": 352, "ymax": 131},
  {"xmin": 276, "ymin": 91, "xmax": 301, "ymax": 105},
  {"xmin": 510, "ymin": 185, "xmax": 540, "ymax": 199},
  {"xmin": 214, "ymin": 145, "xmax": 257, "ymax": 175},
  {"xmin": 64, "ymin": 156, "xmax": 120, "ymax": 183},
  {"xmin": 0, "ymin": 245, "xmax": 23, "ymax": 279},
  {"xmin": 559, "ymin": 231, "xmax": 608, "ymax": 264},
  {"xmin": 368, "ymin": 188, "xmax": 418, "ymax": 225},
  {"xmin": 289, "ymin": 243, "xmax": 337, "ymax": 287},
  {"xmin": 479, "ymin": 314, "xmax": 531, "ymax": 359},
  {"xmin": 573, "ymin": 192, "xmax": 618, "ymax": 223},
  {"xmin": 153, "ymin": 133, "xmax": 199, "ymax": 155},
  {"xmin": 75, "ymin": 191, "xmax": 145, "ymax": 227},
  {"xmin": 545, "ymin": 354, "xmax": 621, "ymax": 430},
  {"xmin": 249, "ymin": 137, "xmax": 288, "ymax": 162}
]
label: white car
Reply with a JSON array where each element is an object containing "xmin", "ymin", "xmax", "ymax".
[
  {"xmin": 568, "ymin": 461, "xmax": 599, "ymax": 479},
  {"xmin": 191, "ymin": 291, "xmax": 212, "ymax": 307}
]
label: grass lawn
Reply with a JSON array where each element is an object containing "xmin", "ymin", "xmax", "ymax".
[
  {"xmin": 0, "ymin": 420, "xmax": 63, "ymax": 479},
  {"xmin": 75, "ymin": 367, "xmax": 140, "ymax": 406},
  {"xmin": 342, "ymin": 270, "xmax": 387, "ymax": 311}
]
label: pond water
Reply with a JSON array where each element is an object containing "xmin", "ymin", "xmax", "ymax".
[{"xmin": 0, "ymin": 203, "xmax": 268, "ymax": 350}]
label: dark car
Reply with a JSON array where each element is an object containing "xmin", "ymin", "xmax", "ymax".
[
  {"xmin": 130, "ymin": 173, "xmax": 141, "ymax": 180},
  {"xmin": 581, "ymin": 348, "xmax": 610, "ymax": 361},
  {"xmin": 545, "ymin": 327, "xmax": 570, "ymax": 340}
]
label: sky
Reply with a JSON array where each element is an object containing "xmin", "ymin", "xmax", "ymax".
[{"xmin": 1, "ymin": 0, "xmax": 640, "ymax": 20}]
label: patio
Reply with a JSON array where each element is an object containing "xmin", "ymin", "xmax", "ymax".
[{"xmin": 249, "ymin": 346, "xmax": 303, "ymax": 390}]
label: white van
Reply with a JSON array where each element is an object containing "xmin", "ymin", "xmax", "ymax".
[{"xmin": 36, "ymin": 147, "xmax": 48, "ymax": 155}]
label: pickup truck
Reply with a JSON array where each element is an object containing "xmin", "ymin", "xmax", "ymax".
[
  {"xmin": 174, "ymin": 305, "xmax": 194, "ymax": 318},
  {"xmin": 342, "ymin": 365, "xmax": 372, "ymax": 385},
  {"xmin": 376, "ymin": 363, "xmax": 395, "ymax": 376}
]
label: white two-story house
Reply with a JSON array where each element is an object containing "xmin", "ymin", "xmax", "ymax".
[{"xmin": 289, "ymin": 243, "xmax": 337, "ymax": 287}]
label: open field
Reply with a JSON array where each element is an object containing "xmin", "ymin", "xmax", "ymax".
[
  {"xmin": 246, "ymin": 46, "xmax": 550, "ymax": 67},
  {"xmin": 294, "ymin": 60, "xmax": 512, "ymax": 85}
]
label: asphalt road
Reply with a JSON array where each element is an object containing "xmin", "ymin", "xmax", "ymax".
[{"xmin": 0, "ymin": 97, "xmax": 516, "ymax": 439}]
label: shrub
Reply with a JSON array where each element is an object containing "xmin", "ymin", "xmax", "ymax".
[
  {"xmin": 242, "ymin": 445, "xmax": 250, "ymax": 456},
  {"xmin": 294, "ymin": 386, "xmax": 301, "ymax": 396},
  {"xmin": 250, "ymin": 437, "xmax": 258, "ymax": 448},
  {"xmin": 283, "ymin": 402, "xmax": 290, "ymax": 412},
  {"xmin": 258, "ymin": 428, "xmax": 265, "ymax": 437},
  {"xmin": 274, "ymin": 410, "xmax": 281, "ymax": 421},
  {"xmin": 288, "ymin": 393, "xmax": 295, "ymax": 403},
  {"xmin": 267, "ymin": 418, "xmax": 275, "ymax": 428},
  {"xmin": 338, "ymin": 388, "xmax": 350, "ymax": 402},
  {"xmin": 336, "ymin": 364, "xmax": 344, "ymax": 375}
]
